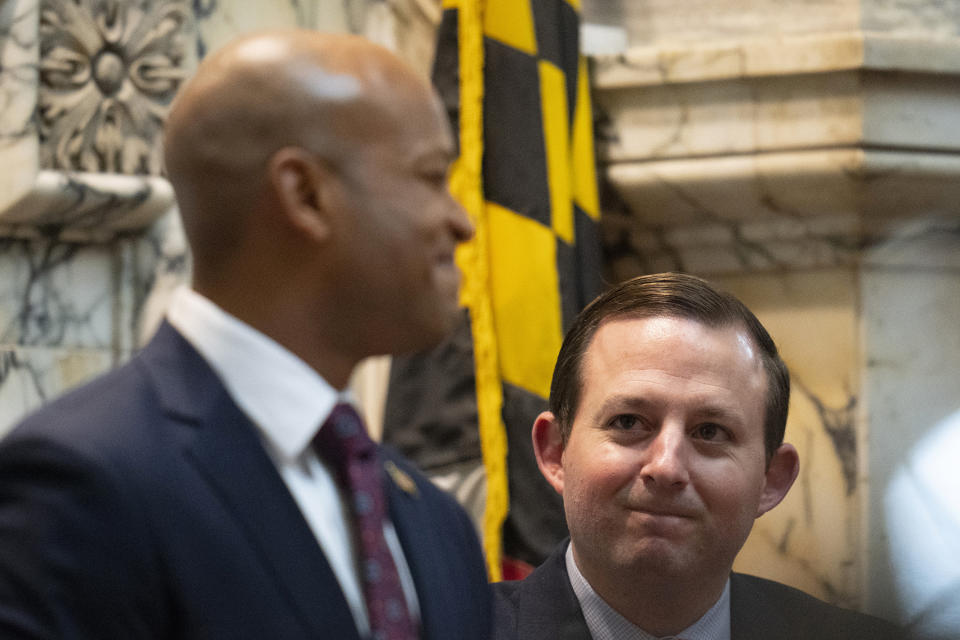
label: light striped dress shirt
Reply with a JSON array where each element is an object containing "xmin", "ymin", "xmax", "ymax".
[{"xmin": 565, "ymin": 543, "xmax": 731, "ymax": 640}]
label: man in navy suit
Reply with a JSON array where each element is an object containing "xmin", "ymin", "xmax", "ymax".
[
  {"xmin": 0, "ymin": 30, "xmax": 489, "ymax": 639},
  {"xmin": 493, "ymin": 273, "xmax": 899, "ymax": 639}
]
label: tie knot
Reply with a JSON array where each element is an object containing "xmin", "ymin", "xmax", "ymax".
[{"xmin": 314, "ymin": 403, "xmax": 376, "ymax": 475}]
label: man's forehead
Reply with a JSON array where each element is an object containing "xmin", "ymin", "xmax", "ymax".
[
  {"xmin": 590, "ymin": 313, "xmax": 748, "ymax": 346},
  {"xmin": 575, "ymin": 315, "xmax": 768, "ymax": 429},
  {"xmin": 582, "ymin": 314, "xmax": 763, "ymax": 379}
]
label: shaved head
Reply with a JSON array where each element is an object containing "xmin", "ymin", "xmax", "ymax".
[
  {"xmin": 162, "ymin": 30, "xmax": 472, "ymax": 386},
  {"xmin": 164, "ymin": 30, "xmax": 439, "ymax": 276}
]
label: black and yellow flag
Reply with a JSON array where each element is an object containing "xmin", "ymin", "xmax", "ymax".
[{"xmin": 383, "ymin": 0, "xmax": 601, "ymax": 580}]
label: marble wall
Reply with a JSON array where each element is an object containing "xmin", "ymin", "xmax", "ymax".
[
  {"xmin": 592, "ymin": 0, "xmax": 960, "ymax": 625},
  {"xmin": 0, "ymin": 0, "xmax": 441, "ymax": 440}
]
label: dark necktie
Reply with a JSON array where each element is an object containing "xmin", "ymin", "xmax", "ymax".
[{"xmin": 314, "ymin": 403, "xmax": 418, "ymax": 640}]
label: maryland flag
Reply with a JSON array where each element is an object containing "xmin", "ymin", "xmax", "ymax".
[{"xmin": 383, "ymin": 0, "xmax": 601, "ymax": 580}]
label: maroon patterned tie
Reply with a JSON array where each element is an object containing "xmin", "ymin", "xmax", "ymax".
[{"xmin": 314, "ymin": 403, "xmax": 418, "ymax": 640}]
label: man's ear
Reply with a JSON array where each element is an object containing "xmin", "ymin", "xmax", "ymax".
[
  {"xmin": 532, "ymin": 411, "xmax": 565, "ymax": 496},
  {"xmin": 268, "ymin": 146, "xmax": 333, "ymax": 242},
  {"xmin": 757, "ymin": 442, "xmax": 800, "ymax": 517}
]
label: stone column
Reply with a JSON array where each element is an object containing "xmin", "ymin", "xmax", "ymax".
[
  {"xmin": 591, "ymin": 0, "xmax": 960, "ymax": 621},
  {"xmin": 0, "ymin": 0, "xmax": 442, "ymax": 438}
]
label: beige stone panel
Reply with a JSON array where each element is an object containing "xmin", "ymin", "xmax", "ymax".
[
  {"xmin": 194, "ymin": 0, "xmax": 306, "ymax": 54},
  {"xmin": 594, "ymin": 33, "xmax": 960, "ymax": 90},
  {"xmin": 863, "ymin": 70, "xmax": 960, "ymax": 152},
  {"xmin": 594, "ymin": 34, "xmax": 867, "ymax": 89},
  {"xmin": 0, "ymin": 0, "xmax": 39, "ymax": 214},
  {"xmin": 606, "ymin": 150, "xmax": 866, "ymax": 228},
  {"xmin": 862, "ymin": 0, "xmax": 960, "ymax": 37},
  {"xmin": 618, "ymin": 0, "xmax": 860, "ymax": 47},
  {"xmin": 598, "ymin": 72, "xmax": 864, "ymax": 162},
  {"xmin": 717, "ymin": 270, "xmax": 862, "ymax": 607},
  {"xmin": 601, "ymin": 65, "xmax": 960, "ymax": 162},
  {"xmin": 607, "ymin": 149, "xmax": 960, "ymax": 232}
]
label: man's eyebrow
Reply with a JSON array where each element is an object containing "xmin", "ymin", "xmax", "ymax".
[
  {"xmin": 414, "ymin": 147, "xmax": 455, "ymax": 166},
  {"xmin": 592, "ymin": 395, "xmax": 745, "ymax": 423},
  {"xmin": 691, "ymin": 404, "xmax": 745, "ymax": 425},
  {"xmin": 595, "ymin": 394, "xmax": 654, "ymax": 417}
]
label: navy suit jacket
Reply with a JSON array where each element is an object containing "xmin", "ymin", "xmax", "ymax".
[
  {"xmin": 493, "ymin": 542, "xmax": 900, "ymax": 640},
  {"xmin": 0, "ymin": 322, "xmax": 491, "ymax": 639}
]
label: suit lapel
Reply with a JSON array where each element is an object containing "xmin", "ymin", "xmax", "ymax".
[
  {"xmin": 140, "ymin": 323, "xmax": 361, "ymax": 640},
  {"xmin": 730, "ymin": 573, "xmax": 776, "ymax": 640},
  {"xmin": 514, "ymin": 543, "xmax": 592, "ymax": 640},
  {"xmin": 383, "ymin": 454, "xmax": 442, "ymax": 638}
]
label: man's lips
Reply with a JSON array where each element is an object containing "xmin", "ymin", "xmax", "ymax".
[
  {"xmin": 435, "ymin": 248, "xmax": 457, "ymax": 267},
  {"xmin": 628, "ymin": 505, "xmax": 697, "ymax": 519}
]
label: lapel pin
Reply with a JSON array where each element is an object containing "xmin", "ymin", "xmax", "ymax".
[{"xmin": 384, "ymin": 460, "xmax": 419, "ymax": 498}]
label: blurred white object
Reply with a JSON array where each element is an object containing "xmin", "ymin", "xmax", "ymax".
[
  {"xmin": 884, "ymin": 410, "xmax": 960, "ymax": 639},
  {"xmin": 580, "ymin": 22, "xmax": 628, "ymax": 56}
]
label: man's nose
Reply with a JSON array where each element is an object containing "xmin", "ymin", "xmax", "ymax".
[
  {"xmin": 641, "ymin": 426, "xmax": 690, "ymax": 489},
  {"xmin": 447, "ymin": 197, "xmax": 475, "ymax": 243}
]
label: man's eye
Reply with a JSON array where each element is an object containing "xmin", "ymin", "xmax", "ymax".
[
  {"xmin": 422, "ymin": 170, "xmax": 448, "ymax": 186},
  {"xmin": 693, "ymin": 423, "xmax": 729, "ymax": 442},
  {"xmin": 610, "ymin": 415, "xmax": 640, "ymax": 430}
]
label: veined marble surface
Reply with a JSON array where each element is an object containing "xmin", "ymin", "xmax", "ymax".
[
  {"xmin": 1, "ymin": 171, "xmax": 176, "ymax": 241},
  {"xmin": 193, "ymin": 0, "xmax": 440, "ymax": 77},
  {"xmin": 0, "ymin": 208, "xmax": 191, "ymax": 436},
  {"xmin": 596, "ymin": 28, "xmax": 960, "ymax": 281},
  {"xmin": 596, "ymin": 0, "xmax": 960, "ymax": 48},
  {"xmin": 593, "ymin": 32, "xmax": 960, "ymax": 89},
  {"xmin": 603, "ymin": 149, "xmax": 960, "ymax": 279},
  {"xmin": 0, "ymin": 0, "xmax": 40, "ymax": 216},
  {"xmin": 0, "ymin": 237, "xmax": 115, "ymax": 350},
  {"xmin": 595, "ymin": 42, "xmax": 960, "ymax": 165}
]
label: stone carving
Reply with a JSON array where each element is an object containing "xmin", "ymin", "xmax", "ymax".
[{"xmin": 37, "ymin": 0, "xmax": 192, "ymax": 175}]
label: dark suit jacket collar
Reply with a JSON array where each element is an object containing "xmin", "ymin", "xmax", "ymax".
[
  {"xmin": 498, "ymin": 542, "xmax": 740, "ymax": 640},
  {"xmin": 730, "ymin": 573, "xmax": 770, "ymax": 640},
  {"xmin": 496, "ymin": 540, "xmax": 592, "ymax": 639},
  {"xmin": 137, "ymin": 322, "xmax": 362, "ymax": 640}
]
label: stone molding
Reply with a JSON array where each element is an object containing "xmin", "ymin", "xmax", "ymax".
[
  {"xmin": 594, "ymin": 32, "xmax": 960, "ymax": 88},
  {"xmin": 0, "ymin": 0, "xmax": 194, "ymax": 240},
  {"xmin": 594, "ymin": 31, "xmax": 960, "ymax": 277}
]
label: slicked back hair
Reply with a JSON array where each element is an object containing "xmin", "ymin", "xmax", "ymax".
[{"xmin": 549, "ymin": 272, "xmax": 790, "ymax": 461}]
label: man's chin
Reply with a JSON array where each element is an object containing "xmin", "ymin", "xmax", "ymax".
[
  {"xmin": 615, "ymin": 539, "xmax": 700, "ymax": 577},
  {"xmin": 394, "ymin": 310, "xmax": 459, "ymax": 355}
]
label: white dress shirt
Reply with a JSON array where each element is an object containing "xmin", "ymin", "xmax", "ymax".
[
  {"xmin": 167, "ymin": 286, "xmax": 419, "ymax": 636},
  {"xmin": 565, "ymin": 543, "xmax": 731, "ymax": 640}
]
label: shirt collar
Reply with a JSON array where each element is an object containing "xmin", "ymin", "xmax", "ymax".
[
  {"xmin": 565, "ymin": 542, "xmax": 731, "ymax": 640},
  {"xmin": 167, "ymin": 286, "xmax": 350, "ymax": 461}
]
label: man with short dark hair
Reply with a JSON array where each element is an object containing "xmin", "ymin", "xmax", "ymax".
[
  {"xmin": 494, "ymin": 272, "xmax": 899, "ymax": 639},
  {"xmin": 0, "ymin": 30, "xmax": 489, "ymax": 640}
]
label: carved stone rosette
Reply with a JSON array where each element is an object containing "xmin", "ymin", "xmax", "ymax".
[{"xmin": 38, "ymin": 0, "xmax": 191, "ymax": 175}]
